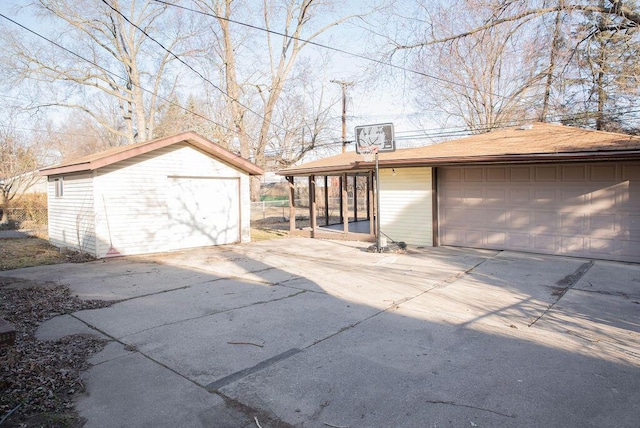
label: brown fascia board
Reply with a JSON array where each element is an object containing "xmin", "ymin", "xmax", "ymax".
[
  {"xmin": 381, "ymin": 150, "xmax": 640, "ymax": 167},
  {"xmin": 278, "ymin": 150, "xmax": 640, "ymax": 176},
  {"xmin": 277, "ymin": 164, "xmax": 366, "ymax": 176},
  {"xmin": 40, "ymin": 132, "xmax": 263, "ymax": 176}
]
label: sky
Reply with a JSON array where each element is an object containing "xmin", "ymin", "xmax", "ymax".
[{"xmin": 0, "ymin": 0, "xmax": 438, "ymax": 152}]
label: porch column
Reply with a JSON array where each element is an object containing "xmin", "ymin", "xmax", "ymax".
[
  {"xmin": 309, "ymin": 175, "xmax": 317, "ymax": 237},
  {"xmin": 342, "ymin": 173, "xmax": 349, "ymax": 234},
  {"xmin": 353, "ymin": 175, "xmax": 358, "ymax": 222},
  {"xmin": 287, "ymin": 176, "xmax": 295, "ymax": 233},
  {"xmin": 324, "ymin": 175, "xmax": 330, "ymax": 226},
  {"xmin": 339, "ymin": 175, "xmax": 344, "ymax": 224},
  {"xmin": 368, "ymin": 171, "xmax": 375, "ymax": 235}
]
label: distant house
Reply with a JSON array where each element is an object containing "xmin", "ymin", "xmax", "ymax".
[
  {"xmin": 278, "ymin": 122, "xmax": 640, "ymax": 264},
  {"xmin": 40, "ymin": 132, "xmax": 263, "ymax": 258},
  {"xmin": 0, "ymin": 170, "xmax": 48, "ymax": 196}
]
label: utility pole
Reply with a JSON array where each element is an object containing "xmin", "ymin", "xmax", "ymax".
[{"xmin": 331, "ymin": 80, "xmax": 353, "ymax": 153}]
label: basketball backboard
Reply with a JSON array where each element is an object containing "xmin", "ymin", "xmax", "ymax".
[{"xmin": 355, "ymin": 123, "xmax": 395, "ymax": 154}]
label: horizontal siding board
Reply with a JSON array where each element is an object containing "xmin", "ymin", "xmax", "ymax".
[
  {"xmin": 47, "ymin": 173, "xmax": 96, "ymax": 256},
  {"xmin": 379, "ymin": 167, "xmax": 433, "ymax": 246}
]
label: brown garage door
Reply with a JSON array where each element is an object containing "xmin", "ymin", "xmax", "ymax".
[{"xmin": 438, "ymin": 162, "xmax": 640, "ymax": 263}]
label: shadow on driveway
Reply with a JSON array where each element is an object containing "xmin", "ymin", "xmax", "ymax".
[{"xmin": 2, "ymin": 238, "xmax": 639, "ymax": 427}]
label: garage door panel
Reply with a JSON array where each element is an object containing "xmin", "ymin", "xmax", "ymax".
[
  {"xmin": 510, "ymin": 167, "xmax": 531, "ymax": 181},
  {"xmin": 590, "ymin": 214, "xmax": 616, "ymax": 231},
  {"xmin": 487, "ymin": 231, "xmax": 507, "ymax": 245},
  {"xmin": 622, "ymin": 165, "xmax": 640, "ymax": 180},
  {"xmin": 510, "ymin": 188, "xmax": 531, "ymax": 203},
  {"xmin": 486, "ymin": 167, "xmax": 507, "ymax": 181},
  {"xmin": 560, "ymin": 188, "xmax": 586, "ymax": 205},
  {"xmin": 560, "ymin": 212, "xmax": 586, "ymax": 231},
  {"xmin": 465, "ymin": 168, "xmax": 484, "ymax": 181},
  {"xmin": 533, "ymin": 211, "xmax": 557, "ymax": 227},
  {"xmin": 533, "ymin": 188, "xmax": 557, "ymax": 204},
  {"xmin": 486, "ymin": 188, "xmax": 506, "ymax": 202},
  {"xmin": 510, "ymin": 211, "xmax": 531, "ymax": 228},
  {"xmin": 533, "ymin": 235, "xmax": 556, "ymax": 252},
  {"xmin": 507, "ymin": 233, "xmax": 530, "ymax": 248},
  {"xmin": 486, "ymin": 209, "xmax": 507, "ymax": 226},
  {"xmin": 438, "ymin": 162, "xmax": 640, "ymax": 263},
  {"xmin": 562, "ymin": 165, "xmax": 587, "ymax": 181},
  {"xmin": 464, "ymin": 230, "xmax": 483, "ymax": 245},
  {"xmin": 589, "ymin": 238, "xmax": 616, "ymax": 254},
  {"xmin": 560, "ymin": 236, "xmax": 586, "ymax": 253},
  {"xmin": 619, "ymin": 215, "xmax": 640, "ymax": 233},
  {"xmin": 591, "ymin": 165, "xmax": 617, "ymax": 181},
  {"xmin": 167, "ymin": 177, "xmax": 239, "ymax": 249},
  {"xmin": 535, "ymin": 166, "xmax": 558, "ymax": 181}
]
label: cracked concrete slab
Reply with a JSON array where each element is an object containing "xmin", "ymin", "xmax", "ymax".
[
  {"xmin": 220, "ymin": 306, "xmax": 640, "ymax": 428},
  {"xmin": 0, "ymin": 258, "xmax": 218, "ymax": 300},
  {"xmin": 5, "ymin": 238, "xmax": 639, "ymax": 427},
  {"xmin": 73, "ymin": 278, "xmax": 303, "ymax": 339},
  {"xmin": 75, "ymin": 350, "xmax": 252, "ymax": 428},
  {"xmin": 36, "ymin": 314, "xmax": 109, "ymax": 342},
  {"xmin": 117, "ymin": 290, "xmax": 381, "ymax": 388}
]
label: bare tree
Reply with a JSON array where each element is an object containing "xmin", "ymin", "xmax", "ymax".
[
  {"xmin": 393, "ymin": 1, "xmax": 640, "ymax": 50},
  {"xmin": 564, "ymin": 1, "xmax": 640, "ymax": 131},
  {"xmin": 5, "ymin": 0, "xmax": 201, "ymax": 145},
  {"xmin": 268, "ymin": 61, "xmax": 339, "ymax": 167},
  {"xmin": 403, "ymin": 1, "xmax": 545, "ymax": 131},
  {"xmin": 0, "ymin": 123, "xmax": 39, "ymax": 224},
  {"xmin": 194, "ymin": 0, "xmax": 360, "ymax": 199},
  {"xmin": 391, "ymin": 0, "xmax": 640, "ymax": 131}
]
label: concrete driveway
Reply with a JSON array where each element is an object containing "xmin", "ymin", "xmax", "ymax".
[{"xmin": 2, "ymin": 238, "xmax": 639, "ymax": 427}]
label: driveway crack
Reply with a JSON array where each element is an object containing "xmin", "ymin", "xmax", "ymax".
[
  {"xmin": 118, "ymin": 289, "xmax": 307, "ymax": 339},
  {"xmin": 529, "ymin": 261, "xmax": 595, "ymax": 327},
  {"xmin": 425, "ymin": 399, "xmax": 516, "ymax": 418}
]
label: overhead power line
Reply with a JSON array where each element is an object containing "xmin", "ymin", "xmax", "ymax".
[
  {"xmin": 99, "ymin": 0, "xmax": 285, "ymax": 135},
  {"xmin": 0, "ymin": 12, "xmax": 234, "ymax": 136},
  {"xmin": 151, "ymin": 0, "xmax": 509, "ymax": 99}
]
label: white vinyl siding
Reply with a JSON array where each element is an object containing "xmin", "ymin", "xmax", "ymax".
[
  {"xmin": 379, "ymin": 167, "xmax": 433, "ymax": 246},
  {"xmin": 93, "ymin": 143, "xmax": 249, "ymax": 257},
  {"xmin": 47, "ymin": 173, "xmax": 96, "ymax": 256}
]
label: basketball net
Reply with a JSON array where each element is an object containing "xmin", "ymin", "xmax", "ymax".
[{"xmin": 360, "ymin": 145, "xmax": 378, "ymax": 162}]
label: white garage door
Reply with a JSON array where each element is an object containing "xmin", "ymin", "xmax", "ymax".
[
  {"xmin": 167, "ymin": 177, "xmax": 240, "ymax": 250},
  {"xmin": 438, "ymin": 162, "xmax": 640, "ymax": 263}
]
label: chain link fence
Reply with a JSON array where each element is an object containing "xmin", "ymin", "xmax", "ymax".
[{"xmin": 1, "ymin": 208, "xmax": 48, "ymax": 230}]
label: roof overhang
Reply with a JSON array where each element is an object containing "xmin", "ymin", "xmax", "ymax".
[
  {"xmin": 278, "ymin": 150, "xmax": 640, "ymax": 177},
  {"xmin": 40, "ymin": 132, "xmax": 263, "ymax": 177}
]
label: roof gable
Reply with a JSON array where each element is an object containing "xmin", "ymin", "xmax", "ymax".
[
  {"xmin": 40, "ymin": 132, "xmax": 263, "ymax": 176},
  {"xmin": 279, "ymin": 123, "xmax": 640, "ymax": 176}
]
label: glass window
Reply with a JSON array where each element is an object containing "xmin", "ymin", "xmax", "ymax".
[{"xmin": 54, "ymin": 178, "xmax": 63, "ymax": 197}]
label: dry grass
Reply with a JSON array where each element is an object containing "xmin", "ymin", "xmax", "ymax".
[
  {"xmin": 250, "ymin": 227, "xmax": 289, "ymax": 241},
  {"xmin": 0, "ymin": 238, "xmax": 67, "ymax": 271}
]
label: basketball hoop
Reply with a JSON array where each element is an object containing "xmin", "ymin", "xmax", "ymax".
[{"xmin": 359, "ymin": 145, "xmax": 378, "ymax": 162}]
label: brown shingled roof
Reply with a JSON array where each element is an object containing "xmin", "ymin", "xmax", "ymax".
[
  {"xmin": 40, "ymin": 131, "xmax": 263, "ymax": 176},
  {"xmin": 278, "ymin": 122, "xmax": 640, "ymax": 176}
]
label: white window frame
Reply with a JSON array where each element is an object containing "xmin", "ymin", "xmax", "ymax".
[{"xmin": 54, "ymin": 177, "xmax": 64, "ymax": 198}]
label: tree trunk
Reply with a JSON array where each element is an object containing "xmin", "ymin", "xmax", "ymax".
[
  {"xmin": 541, "ymin": 0, "xmax": 564, "ymax": 121},
  {"xmin": 0, "ymin": 193, "xmax": 9, "ymax": 224}
]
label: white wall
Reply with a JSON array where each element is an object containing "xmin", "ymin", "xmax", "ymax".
[
  {"xmin": 93, "ymin": 143, "xmax": 251, "ymax": 258},
  {"xmin": 47, "ymin": 172, "xmax": 96, "ymax": 256},
  {"xmin": 379, "ymin": 167, "xmax": 433, "ymax": 246}
]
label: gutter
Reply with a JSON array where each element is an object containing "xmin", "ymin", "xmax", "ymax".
[{"xmin": 278, "ymin": 150, "xmax": 640, "ymax": 176}]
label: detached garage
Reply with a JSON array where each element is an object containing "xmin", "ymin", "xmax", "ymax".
[
  {"xmin": 279, "ymin": 122, "xmax": 640, "ymax": 263},
  {"xmin": 40, "ymin": 132, "xmax": 263, "ymax": 258}
]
